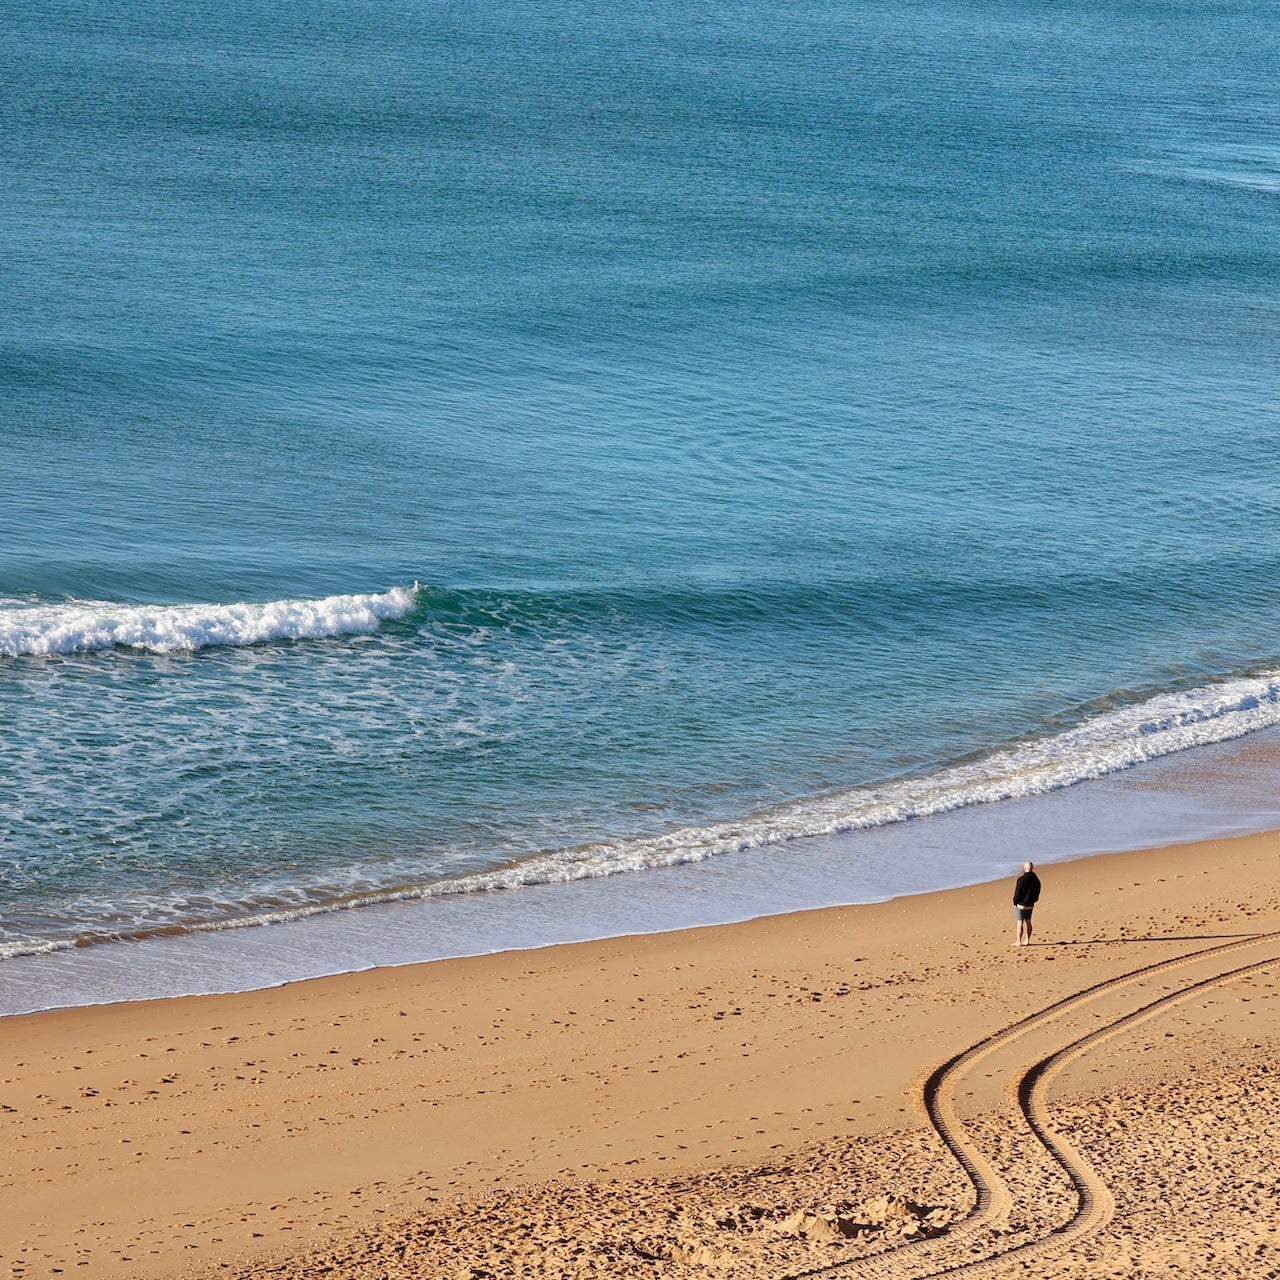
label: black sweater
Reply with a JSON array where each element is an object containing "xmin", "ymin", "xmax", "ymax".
[{"xmin": 1013, "ymin": 871, "xmax": 1041, "ymax": 907}]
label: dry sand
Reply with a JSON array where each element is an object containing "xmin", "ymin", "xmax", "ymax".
[{"xmin": 4, "ymin": 829, "xmax": 1280, "ymax": 1278}]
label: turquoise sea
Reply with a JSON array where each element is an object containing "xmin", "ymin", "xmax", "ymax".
[{"xmin": 4, "ymin": 0, "xmax": 1280, "ymax": 1013}]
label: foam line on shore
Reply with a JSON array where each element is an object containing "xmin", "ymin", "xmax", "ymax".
[{"xmin": 4, "ymin": 669, "xmax": 1280, "ymax": 964}]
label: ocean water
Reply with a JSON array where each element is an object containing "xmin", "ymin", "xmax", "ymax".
[{"xmin": 4, "ymin": 0, "xmax": 1280, "ymax": 1013}]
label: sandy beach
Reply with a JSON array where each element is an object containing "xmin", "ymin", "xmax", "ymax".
[{"xmin": 4, "ymin": 829, "xmax": 1280, "ymax": 1279}]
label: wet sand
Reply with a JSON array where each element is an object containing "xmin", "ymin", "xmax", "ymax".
[{"xmin": 4, "ymin": 828, "xmax": 1279, "ymax": 1278}]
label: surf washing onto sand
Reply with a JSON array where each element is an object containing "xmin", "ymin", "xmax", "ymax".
[
  {"xmin": 4, "ymin": 621, "xmax": 1280, "ymax": 965},
  {"xmin": 3, "ymin": 0, "xmax": 1280, "ymax": 1005}
]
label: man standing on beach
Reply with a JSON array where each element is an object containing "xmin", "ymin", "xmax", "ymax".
[{"xmin": 1013, "ymin": 861, "xmax": 1041, "ymax": 947}]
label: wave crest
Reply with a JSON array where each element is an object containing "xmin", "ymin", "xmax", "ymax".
[{"xmin": 0, "ymin": 586, "xmax": 420, "ymax": 657}]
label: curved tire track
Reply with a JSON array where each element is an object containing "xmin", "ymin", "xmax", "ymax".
[{"xmin": 790, "ymin": 929, "xmax": 1280, "ymax": 1280}]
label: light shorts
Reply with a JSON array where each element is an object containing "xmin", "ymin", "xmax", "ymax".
[{"xmin": 1015, "ymin": 906, "xmax": 1034, "ymax": 921}]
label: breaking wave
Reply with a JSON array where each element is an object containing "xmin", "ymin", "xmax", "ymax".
[{"xmin": 0, "ymin": 586, "xmax": 421, "ymax": 657}]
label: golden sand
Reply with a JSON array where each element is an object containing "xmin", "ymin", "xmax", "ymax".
[{"xmin": 4, "ymin": 829, "xmax": 1279, "ymax": 1278}]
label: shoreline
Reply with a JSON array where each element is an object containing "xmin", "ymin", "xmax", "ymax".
[
  {"xmin": 7, "ymin": 718, "xmax": 1280, "ymax": 1022},
  {"xmin": 5, "ymin": 825, "xmax": 1280, "ymax": 1278}
]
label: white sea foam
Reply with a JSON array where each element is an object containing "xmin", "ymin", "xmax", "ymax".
[
  {"xmin": 372, "ymin": 665, "xmax": 1280, "ymax": 893},
  {"xmin": 5, "ymin": 662, "xmax": 1278, "ymax": 963},
  {"xmin": 343, "ymin": 665, "xmax": 1280, "ymax": 875},
  {"xmin": 0, "ymin": 586, "xmax": 419, "ymax": 657}
]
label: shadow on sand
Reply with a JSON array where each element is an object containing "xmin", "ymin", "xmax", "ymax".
[{"xmin": 1033, "ymin": 933, "xmax": 1261, "ymax": 947}]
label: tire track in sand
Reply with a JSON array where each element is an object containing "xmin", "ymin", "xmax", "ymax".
[{"xmin": 790, "ymin": 929, "xmax": 1280, "ymax": 1280}]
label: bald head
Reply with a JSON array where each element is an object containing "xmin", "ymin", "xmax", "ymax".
[{"xmin": 1023, "ymin": 861, "xmax": 1034, "ymax": 873}]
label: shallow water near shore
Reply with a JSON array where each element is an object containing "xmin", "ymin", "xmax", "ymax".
[
  {"xmin": 5, "ymin": 724, "xmax": 1280, "ymax": 1018},
  {"xmin": 4, "ymin": 0, "xmax": 1280, "ymax": 1011}
]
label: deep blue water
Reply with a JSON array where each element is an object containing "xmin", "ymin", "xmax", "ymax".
[{"xmin": 4, "ymin": 0, "xmax": 1280, "ymax": 984}]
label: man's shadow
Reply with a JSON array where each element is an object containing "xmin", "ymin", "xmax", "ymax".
[{"xmin": 1034, "ymin": 932, "xmax": 1260, "ymax": 947}]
